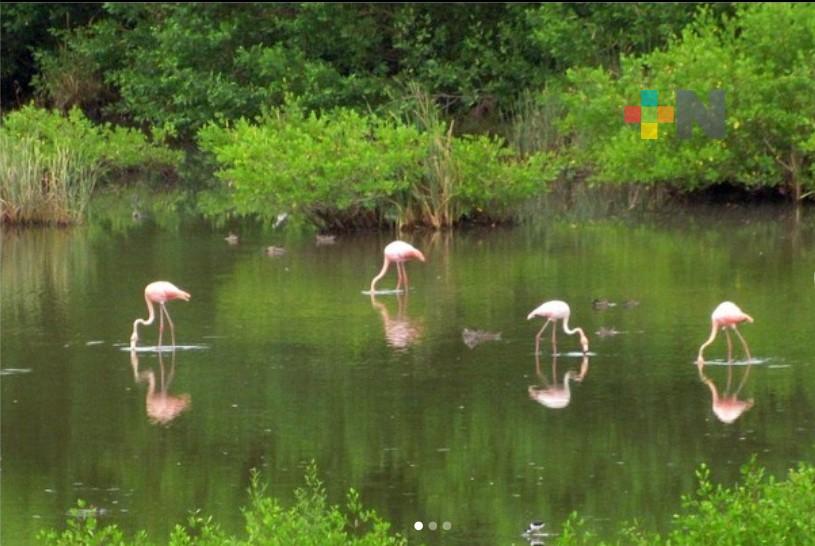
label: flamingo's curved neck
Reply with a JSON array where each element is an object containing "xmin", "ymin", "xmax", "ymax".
[
  {"xmin": 561, "ymin": 315, "xmax": 587, "ymax": 344},
  {"xmin": 562, "ymin": 315, "xmax": 577, "ymax": 335},
  {"xmin": 370, "ymin": 257, "xmax": 390, "ymax": 292},
  {"xmin": 132, "ymin": 294, "xmax": 156, "ymax": 343}
]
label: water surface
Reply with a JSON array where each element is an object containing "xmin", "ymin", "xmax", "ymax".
[{"xmin": 2, "ymin": 206, "xmax": 814, "ymax": 545}]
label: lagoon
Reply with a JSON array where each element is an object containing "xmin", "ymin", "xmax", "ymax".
[{"xmin": 2, "ymin": 205, "xmax": 814, "ymax": 545}]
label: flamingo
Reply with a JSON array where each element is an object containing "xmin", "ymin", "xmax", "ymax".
[
  {"xmin": 696, "ymin": 301, "xmax": 753, "ymax": 365},
  {"xmin": 527, "ymin": 300, "xmax": 589, "ymax": 355},
  {"xmin": 369, "ymin": 240, "xmax": 425, "ymax": 293},
  {"xmin": 130, "ymin": 281, "xmax": 191, "ymax": 349}
]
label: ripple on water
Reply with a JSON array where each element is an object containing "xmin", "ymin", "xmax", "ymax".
[{"xmin": 117, "ymin": 344, "xmax": 209, "ymax": 353}]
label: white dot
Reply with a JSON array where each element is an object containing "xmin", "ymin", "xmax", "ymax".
[
  {"xmin": 442, "ymin": 521, "xmax": 452, "ymax": 530},
  {"xmin": 428, "ymin": 521, "xmax": 437, "ymax": 530},
  {"xmin": 413, "ymin": 521, "xmax": 423, "ymax": 531}
]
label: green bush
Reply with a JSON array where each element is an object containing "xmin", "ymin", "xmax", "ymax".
[
  {"xmin": 554, "ymin": 459, "xmax": 815, "ymax": 545},
  {"xmin": 553, "ymin": 3, "xmax": 815, "ymax": 199},
  {"xmin": 197, "ymin": 100, "xmax": 554, "ymax": 229}
]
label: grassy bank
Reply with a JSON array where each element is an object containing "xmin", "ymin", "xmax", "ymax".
[
  {"xmin": 0, "ymin": 106, "xmax": 181, "ymax": 225},
  {"xmin": 36, "ymin": 460, "xmax": 815, "ymax": 545}
]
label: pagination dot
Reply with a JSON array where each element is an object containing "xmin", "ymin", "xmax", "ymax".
[
  {"xmin": 413, "ymin": 521, "xmax": 423, "ymax": 531},
  {"xmin": 442, "ymin": 521, "xmax": 452, "ymax": 530},
  {"xmin": 428, "ymin": 521, "xmax": 437, "ymax": 530}
]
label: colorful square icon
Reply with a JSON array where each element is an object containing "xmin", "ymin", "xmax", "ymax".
[
  {"xmin": 657, "ymin": 106, "xmax": 674, "ymax": 123},
  {"xmin": 641, "ymin": 90, "xmax": 658, "ymax": 107},
  {"xmin": 641, "ymin": 123, "xmax": 658, "ymax": 140},
  {"xmin": 624, "ymin": 106, "xmax": 641, "ymax": 123}
]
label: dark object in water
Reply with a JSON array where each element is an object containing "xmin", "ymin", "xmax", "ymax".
[
  {"xmin": 224, "ymin": 232, "xmax": 239, "ymax": 245},
  {"xmin": 462, "ymin": 328, "xmax": 502, "ymax": 349},
  {"xmin": 265, "ymin": 246, "xmax": 286, "ymax": 257},
  {"xmin": 592, "ymin": 298, "xmax": 617, "ymax": 310},
  {"xmin": 622, "ymin": 299, "xmax": 640, "ymax": 308},
  {"xmin": 596, "ymin": 326, "xmax": 621, "ymax": 337},
  {"xmin": 316, "ymin": 234, "xmax": 336, "ymax": 246},
  {"xmin": 522, "ymin": 520, "xmax": 550, "ymax": 544}
]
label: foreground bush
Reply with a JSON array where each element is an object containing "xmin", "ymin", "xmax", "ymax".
[
  {"xmin": 197, "ymin": 100, "xmax": 554, "ymax": 229},
  {"xmin": 36, "ymin": 460, "xmax": 815, "ymax": 546},
  {"xmin": 556, "ymin": 460, "xmax": 815, "ymax": 545},
  {"xmin": 37, "ymin": 464, "xmax": 409, "ymax": 546},
  {"xmin": 0, "ymin": 105, "xmax": 181, "ymax": 225}
]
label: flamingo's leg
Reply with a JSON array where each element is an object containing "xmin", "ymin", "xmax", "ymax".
[
  {"xmin": 158, "ymin": 305, "xmax": 165, "ymax": 349},
  {"xmin": 732, "ymin": 326, "xmax": 752, "ymax": 364},
  {"xmin": 552, "ymin": 318, "xmax": 558, "ymax": 354},
  {"xmin": 535, "ymin": 319, "xmax": 552, "ymax": 356},
  {"xmin": 724, "ymin": 328, "xmax": 734, "ymax": 363},
  {"xmin": 401, "ymin": 262, "xmax": 409, "ymax": 292},
  {"xmin": 161, "ymin": 303, "xmax": 176, "ymax": 348},
  {"xmin": 395, "ymin": 262, "xmax": 404, "ymax": 291}
]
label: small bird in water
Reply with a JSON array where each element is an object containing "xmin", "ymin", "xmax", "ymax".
[
  {"xmin": 595, "ymin": 326, "xmax": 621, "ymax": 337},
  {"xmin": 265, "ymin": 246, "xmax": 286, "ymax": 257},
  {"xmin": 461, "ymin": 328, "xmax": 502, "ymax": 349},
  {"xmin": 522, "ymin": 521, "xmax": 550, "ymax": 545},
  {"xmin": 315, "ymin": 234, "xmax": 336, "ymax": 246},
  {"xmin": 273, "ymin": 212, "xmax": 288, "ymax": 229},
  {"xmin": 592, "ymin": 298, "xmax": 617, "ymax": 310},
  {"xmin": 224, "ymin": 232, "xmax": 239, "ymax": 245},
  {"xmin": 622, "ymin": 299, "xmax": 640, "ymax": 309}
]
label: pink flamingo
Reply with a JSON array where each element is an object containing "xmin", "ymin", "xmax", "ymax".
[
  {"xmin": 369, "ymin": 241, "xmax": 425, "ymax": 293},
  {"xmin": 130, "ymin": 281, "xmax": 191, "ymax": 348},
  {"xmin": 696, "ymin": 301, "xmax": 753, "ymax": 365},
  {"xmin": 527, "ymin": 300, "xmax": 589, "ymax": 355}
]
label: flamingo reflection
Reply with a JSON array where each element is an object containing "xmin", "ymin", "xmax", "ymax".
[
  {"xmin": 370, "ymin": 292, "xmax": 423, "ymax": 350},
  {"xmin": 697, "ymin": 352, "xmax": 754, "ymax": 425},
  {"xmin": 130, "ymin": 348, "xmax": 191, "ymax": 426},
  {"xmin": 528, "ymin": 351, "xmax": 589, "ymax": 410}
]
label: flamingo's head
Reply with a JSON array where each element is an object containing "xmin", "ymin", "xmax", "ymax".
[
  {"xmin": 744, "ymin": 313, "xmax": 754, "ymax": 324},
  {"xmin": 527, "ymin": 311, "xmax": 537, "ymax": 320},
  {"xmin": 413, "ymin": 249, "xmax": 426, "ymax": 263},
  {"xmin": 579, "ymin": 334, "xmax": 589, "ymax": 353},
  {"xmin": 174, "ymin": 290, "xmax": 191, "ymax": 302}
]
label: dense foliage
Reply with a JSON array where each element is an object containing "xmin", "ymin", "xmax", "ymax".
[
  {"xmin": 2, "ymin": 3, "xmax": 814, "ymax": 226},
  {"xmin": 197, "ymin": 95, "xmax": 554, "ymax": 228},
  {"xmin": 559, "ymin": 3, "xmax": 815, "ymax": 199}
]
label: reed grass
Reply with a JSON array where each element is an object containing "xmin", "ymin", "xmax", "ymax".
[{"xmin": 0, "ymin": 134, "xmax": 99, "ymax": 225}]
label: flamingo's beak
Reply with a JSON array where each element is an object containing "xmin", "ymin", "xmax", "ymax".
[{"xmin": 415, "ymin": 251, "xmax": 426, "ymax": 263}]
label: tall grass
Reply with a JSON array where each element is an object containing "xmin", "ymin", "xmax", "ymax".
[
  {"xmin": 402, "ymin": 83, "xmax": 457, "ymax": 229},
  {"xmin": 0, "ymin": 134, "xmax": 99, "ymax": 225}
]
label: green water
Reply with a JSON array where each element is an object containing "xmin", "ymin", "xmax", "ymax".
[{"xmin": 2, "ymin": 206, "xmax": 814, "ymax": 545}]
